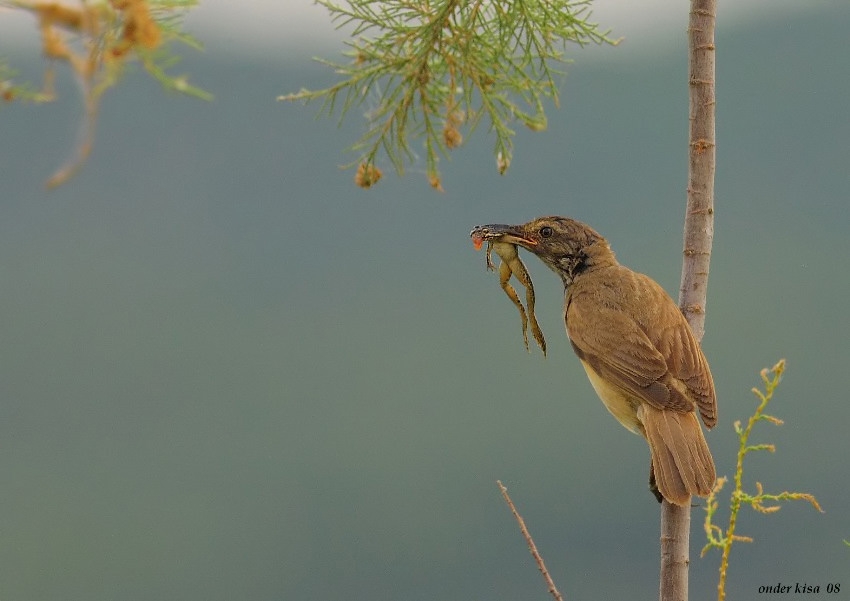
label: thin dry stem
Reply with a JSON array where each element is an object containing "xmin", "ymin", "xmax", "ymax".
[{"xmin": 497, "ymin": 481, "xmax": 564, "ymax": 601}]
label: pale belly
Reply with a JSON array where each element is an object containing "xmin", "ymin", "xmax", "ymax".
[{"xmin": 579, "ymin": 359, "xmax": 644, "ymax": 436}]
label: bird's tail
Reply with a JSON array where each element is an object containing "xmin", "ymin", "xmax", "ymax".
[{"xmin": 638, "ymin": 405, "xmax": 716, "ymax": 506}]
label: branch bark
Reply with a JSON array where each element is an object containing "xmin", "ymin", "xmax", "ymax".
[
  {"xmin": 498, "ymin": 481, "xmax": 565, "ymax": 601},
  {"xmin": 679, "ymin": 0, "xmax": 717, "ymax": 341},
  {"xmin": 661, "ymin": 1, "xmax": 716, "ymax": 601}
]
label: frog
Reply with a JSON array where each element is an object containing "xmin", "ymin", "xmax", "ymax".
[{"xmin": 471, "ymin": 227, "xmax": 546, "ymax": 356}]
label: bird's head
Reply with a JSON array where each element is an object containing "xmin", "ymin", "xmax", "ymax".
[{"xmin": 470, "ymin": 216, "xmax": 615, "ymax": 285}]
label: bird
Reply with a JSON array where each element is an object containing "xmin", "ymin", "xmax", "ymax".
[{"xmin": 470, "ymin": 216, "xmax": 717, "ymax": 506}]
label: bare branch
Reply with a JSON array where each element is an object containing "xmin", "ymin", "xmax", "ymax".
[
  {"xmin": 660, "ymin": 1, "xmax": 717, "ymax": 600},
  {"xmin": 497, "ymin": 481, "xmax": 565, "ymax": 601}
]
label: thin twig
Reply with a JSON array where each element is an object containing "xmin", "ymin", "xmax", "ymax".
[{"xmin": 497, "ymin": 480, "xmax": 564, "ymax": 601}]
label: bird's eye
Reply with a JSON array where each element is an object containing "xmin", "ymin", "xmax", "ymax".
[{"xmin": 540, "ymin": 226, "xmax": 553, "ymax": 238}]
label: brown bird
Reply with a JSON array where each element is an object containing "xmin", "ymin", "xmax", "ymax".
[{"xmin": 471, "ymin": 216, "xmax": 717, "ymax": 506}]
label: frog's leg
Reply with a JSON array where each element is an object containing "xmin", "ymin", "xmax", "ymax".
[
  {"xmin": 485, "ymin": 242, "xmax": 496, "ymax": 271},
  {"xmin": 505, "ymin": 255, "xmax": 547, "ymax": 357},
  {"xmin": 525, "ymin": 282, "xmax": 546, "ymax": 356},
  {"xmin": 498, "ymin": 259, "xmax": 530, "ymax": 352}
]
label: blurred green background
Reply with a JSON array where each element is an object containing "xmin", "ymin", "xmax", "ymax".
[{"xmin": 2, "ymin": 4, "xmax": 849, "ymax": 600}]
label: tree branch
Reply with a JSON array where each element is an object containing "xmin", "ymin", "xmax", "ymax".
[
  {"xmin": 661, "ymin": 1, "xmax": 716, "ymax": 600},
  {"xmin": 679, "ymin": 0, "xmax": 717, "ymax": 341}
]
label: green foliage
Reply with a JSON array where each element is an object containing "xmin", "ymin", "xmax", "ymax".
[
  {"xmin": 702, "ymin": 360, "xmax": 823, "ymax": 601},
  {"xmin": 0, "ymin": 61, "xmax": 49, "ymax": 102},
  {"xmin": 0, "ymin": 0, "xmax": 208, "ymax": 186},
  {"xmin": 0, "ymin": 0, "xmax": 208, "ymax": 104},
  {"xmin": 280, "ymin": 0, "xmax": 616, "ymax": 190},
  {"xmin": 131, "ymin": 2, "xmax": 212, "ymax": 101}
]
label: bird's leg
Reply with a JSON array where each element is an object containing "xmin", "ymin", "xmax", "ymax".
[{"xmin": 649, "ymin": 460, "xmax": 664, "ymax": 504}]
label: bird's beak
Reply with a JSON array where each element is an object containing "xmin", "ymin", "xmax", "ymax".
[{"xmin": 469, "ymin": 224, "xmax": 537, "ymax": 248}]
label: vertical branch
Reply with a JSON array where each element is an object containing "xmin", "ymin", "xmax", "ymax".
[
  {"xmin": 679, "ymin": 0, "xmax": 717, "ymax": 341},
  {"xmin": 661, "ymin": 1, "xmax": 716, "ymax": 601},
  {"xmin": 660, "ymin": 504, "xmax": 691, "ymax": 601}
]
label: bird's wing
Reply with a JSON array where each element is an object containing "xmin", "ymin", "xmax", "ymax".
[
  {"xmin": 566, "ymin": 282, "xmax": 715, "ymax": 427},
  {"xmin": 650, "ymin": 300, "xmax": 717, "ymax": 428},
  {"xmin": 567, "ymin": 297, "xmax": 693, "ymax": 413}
]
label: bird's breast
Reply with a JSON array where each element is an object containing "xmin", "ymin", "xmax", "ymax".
[{"xmin": 578, "ymin": 359, "xmax": 644, "ymax": 437}]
